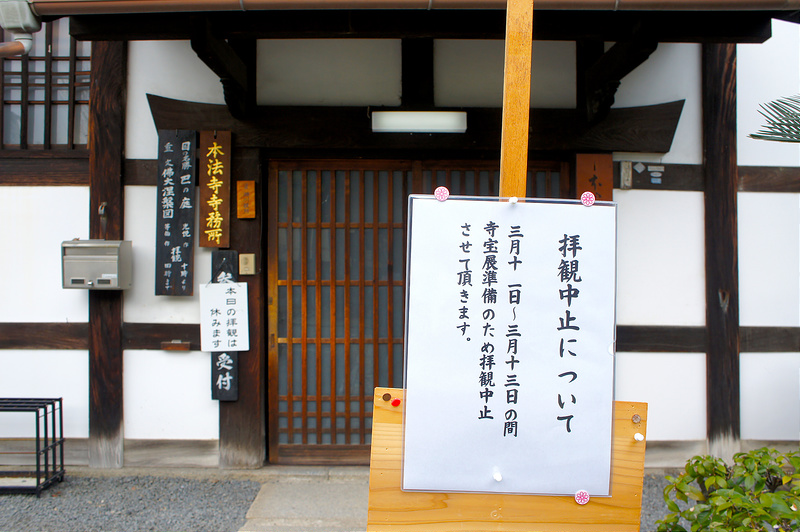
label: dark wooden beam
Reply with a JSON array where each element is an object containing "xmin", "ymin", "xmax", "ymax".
[
  {"xmin": 123, "ymin": 158, "xmax": 158, "ymax": 186},
  {"xmin": 583, "ymin": 37, "xmax": 658, "ymax": 122},
  {"xmin": 219, "ymin": 148, "xmax": 266, "ymax": 468},
  {"xmin": 0, "ymin": 323, "xmax": 89, "ymax": 349},
  {"xmin": 702, "ymin": 42, "xmax": 740, "ymax": 456},
  {"xmin": 0, "ymin": 153, "xmax": 89, "ymax": 185},
  {"xmin": 401, "ymin": 38, "xmax": 434, "ymax": 108},
  {"xmin": 127, "ymin": 157, "xmax": 800, "ymax": 192},
  {"xmin": 123, "ymin": 323, "xmax": 201, "ymax": 350},
  {"xmin": 5, "ymin": 322, "xmax": 800, "ymax": 353},
  {"xmin": 741, "ymin": 327, "xmax": 800, "ymax": 352},
  {"xmin": 616, "ymin": 326, "xmax": 706, "ymax": 353},
  {"xmin": 190, "ymin": 16, "xmax": 254, "ymax": 119},
  {"xmin": 88, "ymin": 40, "xmax": 127, "ymax": 469},
  {"xmin": 576, "ymin": 40, "xmax": 604, "ymax": 123},
  {"xmin": 613, "ymin": 162, "xmax": 800, "ymax": 192},
  {"xmin": 739, "ymin": 165, "xmax": 800, "ymax": 192},
  {"xmin": 147, "ymin": 94, "xmax": 683, "ymax": 154},
  {"xmin": 69, "ymin": 10, "xmax": 774, "ymax": 44}
]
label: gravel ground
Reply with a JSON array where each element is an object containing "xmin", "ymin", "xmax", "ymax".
[
  {"xmin": 0, "ymin": 474, "xmax": 261, "ymax": 532},
  {"xmin": 641, "ymin": 472, "xmax": 675, "ymax": 532},
  {"xmin": 0, "ymin": 469, "xmax": 674, "ymax": 532}
]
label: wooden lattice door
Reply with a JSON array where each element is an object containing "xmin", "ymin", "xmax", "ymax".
[{"xmin": 266, "ymin": 159, "xmax": 567, "ymax": 464}]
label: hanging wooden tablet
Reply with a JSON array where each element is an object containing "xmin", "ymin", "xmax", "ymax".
[
  {"xmin": 199, "ymin": 130, "xmax": 232, "ymax": 248},
  {"xmin": 155, "ymin": 129, "xmax": 197, "ymax": 296}
]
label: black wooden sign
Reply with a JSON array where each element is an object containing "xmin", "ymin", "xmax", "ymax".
[
  {"xmin": 210, "ymin": 249, "xmax": 239, "ymax": 401},
  {"xmin": 211, "ymin": 351, "xmax": 238, "ymax": 401},
  {"xmin": 211, "ymin": 250, "xmax": 239, "ymax": 284},
  {"xmin": 155, "ymin": 129, "xmax": 197, "ymax": 296}
]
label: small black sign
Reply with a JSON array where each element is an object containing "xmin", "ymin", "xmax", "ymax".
[
  {"xmin": 155, "ymin": 129, "xmax": 197, "ymax": 296},
  {"xmin": 211, "ymin": 352, "xmax": 238, "ymax": 401},
  {"xmin": 211, "ymin": 250, "xmax": 239, "ymax": 284}
]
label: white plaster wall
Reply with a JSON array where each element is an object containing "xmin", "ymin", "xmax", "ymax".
[
  {"xmin": 123, "ymin": 186, "xmax": 212, "ymax": 323},
  {"xmin": 614, "ymin": 43, "xmax": 702, "ymax": 165},
  {"xmin": 738, "ymin": 19, "xmax": 800, "ymax": 167},
  {"xmin": 615, "ymin": 352, "xmax": 707, "ymax": 440},
  {"xmin": 126, "ymin": 41, "xmax": 225, "ymax": 160},
  {"xmin": 616, "ymin": 190, "xmax": 705, "ymax": 326},
  {"xmin": 740, "ymin": 352, "xmax": 800, "ymax": 440},
  {"xmin": 738, "ymin": 192, "xmax": 800, "ymax": 327},
  {"xmin": 123, "ymin": 350, "xmax": 218, "ymax": 439},
  {"xmin": 434, "ymin": 40, "xmax": 575, "ymax": 108},
  {"xmin": 257, "ymin": 39, "xmax": 402, "ymax": 106},
  {"xmin": 0, "ymin": 186, "xmax": 89, "ymax": 322},
  {"xmin": 0, "ymin": 350, "xmax": 89, "ymax": 438}
]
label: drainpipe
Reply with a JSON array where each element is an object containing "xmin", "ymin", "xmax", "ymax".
[{"xmin": 0, "ymin": 0, "xmax": 41, "ymax": 57}]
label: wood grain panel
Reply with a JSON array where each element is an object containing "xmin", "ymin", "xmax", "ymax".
[
  {"xmin": 367, "ymin": 388, "xmax": 648, "ymax": 532},
  {"xmin": 122, "ymin": 323, "xmax": 200, "ymax": 350},
  {"xmin": 4, "ymin": 323, "xmax": 795, "ymax": 354},
  {"xmin": 498, "ymin": 0, "xmax": 532, "ymax": 198},
  {"xmin": 0, "ymin": 323, "xmax": 88, "ymax": 349},
  {"xmin": 0, "ymin": 155, "xmax": 89, "ymax": 185},
  {"xmin": 219, "ymin": 147, "xmax": 266, "ymax": 468},
  {"xmin": 88, "ymin": 40, "xmax": 126, "ymax": 469},
  {"xmin": 702, "ymin": 42, "xmax": 740, "ymax": 445}
]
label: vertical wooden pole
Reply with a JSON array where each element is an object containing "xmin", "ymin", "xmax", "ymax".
[
  {"xmin": 499, "ymin": 0, "xmax": 533, "ymax": 198},
  {"xmin": 88, "ymin": 41, "xmax": 127, "ymax": 468},
  {"xmin": 220, "ymin": 148, "xmax": 266, "ymax": 468},
  {"xmin": 702, "ymin": 43, "xmax": 740, "ymax": 460}
]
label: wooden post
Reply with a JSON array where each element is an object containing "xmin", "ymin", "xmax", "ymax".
[
  {"xmin": 702, "ymin": 43, "xmax": 740, "ymax": 460},
  {"xmin": 219, "ymin": 148, "xmax": 266, "ymax": 468},
  {"xmin": 88, "ymin": 41, "xmax": 127, "ymax": 468},
  {"xmin": 498, "ymin": 0, "xmax": 533, "ymax": 198}
]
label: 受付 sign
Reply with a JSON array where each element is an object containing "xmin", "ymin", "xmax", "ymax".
[{"xmin": 402, "ymin": 195, "xmax": 617, "ymax": 496}]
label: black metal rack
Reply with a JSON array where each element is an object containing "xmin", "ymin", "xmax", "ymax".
[{"xmin": 0, "ymin": 398, "xmax": 65, "ymax": 497}]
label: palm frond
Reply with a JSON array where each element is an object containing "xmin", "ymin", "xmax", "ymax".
[{"xmin": 749, "ymin": 94, "xmax": 800, "ymax": 143}]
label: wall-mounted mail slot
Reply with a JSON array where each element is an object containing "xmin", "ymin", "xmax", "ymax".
[{"xmin": 62, "ymin": 240, "xmax": 132, "ymax": 290}]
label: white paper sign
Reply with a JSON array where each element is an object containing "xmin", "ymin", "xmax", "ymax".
[
  {"xmin": 200, "ymin": 282, "xmax": 250, "ymax": 352},
  {"xmin": 402, "ymin": 195, "xmax": 616, "ymax": 496}
]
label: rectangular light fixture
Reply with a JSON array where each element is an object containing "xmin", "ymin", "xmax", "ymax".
[{"xmin": 371, "ymin": 111, "xmax": 467, "ymax": 133}]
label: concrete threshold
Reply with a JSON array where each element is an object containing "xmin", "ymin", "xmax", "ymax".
[{"xmin": 239, "ymin": 470, "xmax": 370, "ymax": 532}]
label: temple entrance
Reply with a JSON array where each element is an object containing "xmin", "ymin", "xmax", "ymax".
[{"xmin": 266, "ymin": 159, "xmax": 567, "ymax": 464}]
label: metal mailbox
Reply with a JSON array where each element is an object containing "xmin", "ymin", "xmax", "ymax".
[{"xmin": 62, "ymin": 240, "xmax": 132, "ymax": 290}]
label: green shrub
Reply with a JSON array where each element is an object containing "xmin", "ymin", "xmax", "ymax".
[{"xmin": 657, "ymin": 447, "xmax": 800, "ymax": 532}]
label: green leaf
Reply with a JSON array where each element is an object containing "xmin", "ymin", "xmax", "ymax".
[
  {"xmin": 750, "ymin": 95, "xmax": 800, "ymax": 143},
  {"xmin": 687, "ymin": 485, "xmax": 705, "ymax": 501},
  {"xmin": 769, "ymin": 495, "xmax": 793, "ymax": 515}
]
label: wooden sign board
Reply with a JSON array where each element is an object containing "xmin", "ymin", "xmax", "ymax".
[
  {"xmin": 155, "ymin": 129, "xmax": 197, "ymax": 296},
  {"xmin": 576, "ymin": 154, "xmax": 613, "ymax": 202},
  {"xmin": 368, "ymin": 388, "xmax": 648, "ymax": 532},
  {"xmin": 199, "ymin": 130, "xmax": 231, "ymax": 248},
  {"xmin": 237, "ymin": 180, "xmax": 256, "ymax": 219},
  {"xmin": 211, "ymin": 352, "xmax": 238, "ymax": 401}
]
